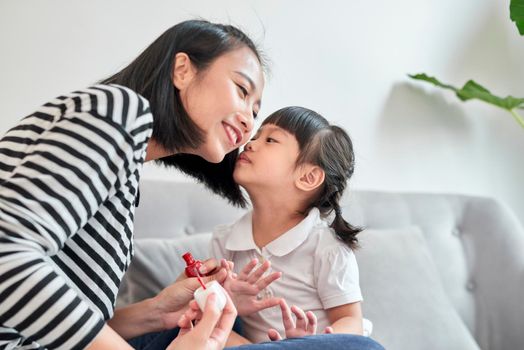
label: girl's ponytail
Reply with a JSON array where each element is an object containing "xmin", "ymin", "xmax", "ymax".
[
  {"xmin": 317, "ymin": 184, "xmax": 361, "ymax": 250},
  {"xmin": 331, "ymin": 199, "xmax": 361, "ymax": 250}
]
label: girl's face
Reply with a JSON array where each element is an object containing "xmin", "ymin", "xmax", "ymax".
[
  {"xmin": 234, "ymin": 124, "xmax": 300, "ymax": 190},
  {"xmin": 177, "ymin": 46, "xmax": 264, "ymax": 163}
]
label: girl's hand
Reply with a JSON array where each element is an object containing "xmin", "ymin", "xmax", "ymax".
[
  {"xmin": 166, "ymin": 290, "xmax": 237, "ymax": 350},
  {"xmin": 267, "ymin": 299, "xmax": 333, "ymax": 341},
  {"xmin": 154, "ymin": 267, "xmax": 228, "ymax": 330},
  {"xmin": 221, "ymin": 259, "xmax": 281, "ymax": 316}
]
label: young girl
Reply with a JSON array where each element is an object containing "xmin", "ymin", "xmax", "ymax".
[{"xmin": 211, "ymin": 106, "xmax": 365, "ymax": 344}]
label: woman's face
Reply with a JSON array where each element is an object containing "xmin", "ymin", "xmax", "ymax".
[{"xmin": 177, "ymin": 46, "xmax": 265, "ymax": 163}]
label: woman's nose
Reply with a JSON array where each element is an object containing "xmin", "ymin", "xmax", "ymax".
[{"xmin": 237, "ymin": 112, "xmax": 254, "ymax": 134}]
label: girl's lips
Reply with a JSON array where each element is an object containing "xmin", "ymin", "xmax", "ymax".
[
  {"xmin": 223, "ymin": 122, "xmax": 242, "ymax": 147},
  {"xmin": 237, "ymin": 153, "xmax": 251, "ymax": 163}
]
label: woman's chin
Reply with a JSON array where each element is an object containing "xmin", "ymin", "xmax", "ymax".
[
  {"xmin": 200, "ymin": 146, "xmax": 227, "ymax": 163},
  {"xmin": 203, "ymin": 154, "xmax": 224, "ymax": 163}
]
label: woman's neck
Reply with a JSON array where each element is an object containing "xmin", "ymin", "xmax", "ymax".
[
  {"xmin": 250, "ymin": 197, "xmax": 307, "ymax": 249},
  {"xmin": 145, "ymin": 138, "xmax": 200, "ymax": 162},
  {"xmin": 145, "ymin": 138, "xmax": 171, "ymax": 162}
]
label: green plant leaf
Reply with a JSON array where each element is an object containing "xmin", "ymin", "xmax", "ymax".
[
  {"xmin": 510, "ymin": 0, "xmax": 524, "ymax": 35},
  {"xmin": 408, "ymin": 73, "xmax": 524, "ymax": 111},
  {"xmin": 408, "ymin": 73, "xmax": 457, "ymax": 91},
  {"xmin": 408, "ymin": 73, "xmax": 524, "ymax": 129}
]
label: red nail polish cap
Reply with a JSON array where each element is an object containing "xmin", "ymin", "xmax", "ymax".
[{"xmin": 182, "ymin": 252, "xmax": 202, "ymax": 278}]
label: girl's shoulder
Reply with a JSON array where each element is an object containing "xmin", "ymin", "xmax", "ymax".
[
  {"xmin": 212, "ymin": 211, "xmax": 252, "ymax": 238},
  {"xmin": 212, "ymin": 223, "xmax": 234, "ymax": 238},
  {"xmin": 310, "ymin": 221, "xmax": 355, "ymax": 256}
]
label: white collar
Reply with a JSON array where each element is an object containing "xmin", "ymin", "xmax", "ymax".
[{"xmin": 224, "ymin": 207, "xmax": 322, "ymax": 257}]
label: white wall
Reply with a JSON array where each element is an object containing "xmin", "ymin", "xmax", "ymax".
[{"xmin": 1, "ymin": 0, "xmax": 523, "ymax": 224}]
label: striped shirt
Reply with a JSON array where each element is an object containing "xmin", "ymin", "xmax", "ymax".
[{"xmin": 0, "ymin": 84, "xmax": 153, "ymax": 349}]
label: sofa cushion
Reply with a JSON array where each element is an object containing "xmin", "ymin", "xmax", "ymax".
[{"xmin": 355, "ymin": 226, "xmax": 479, "ymax": 350}]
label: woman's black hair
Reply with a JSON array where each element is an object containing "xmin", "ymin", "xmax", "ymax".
[
  {"xmin": 262, "ymin": 106, "xmax": 362, "ymax": 249},
  {"xmin": 101, "ymin": 20, "xmax": 265, "ymax": 207}
]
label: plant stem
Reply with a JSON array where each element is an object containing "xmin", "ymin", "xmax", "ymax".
[{"xmin": 510, "ymin": 109, "xmax": 524, "ymax": 129}]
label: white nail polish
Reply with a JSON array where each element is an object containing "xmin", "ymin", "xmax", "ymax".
[{"xmin": 194, "ymin": 280, "xmax": 227, "ymax": 312}]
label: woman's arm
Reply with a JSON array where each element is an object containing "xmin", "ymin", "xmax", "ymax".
[
  {"xmin": 225, "ymin": 330, "xmax": 252, "ymax": 346},
  {"xmin": 85, "ymin": 324, "xmax": 134, "ymax": 350},
  {"xmin": 0, "ymin": 86, "xmax": 149, "ymax": 348},
  {"xmin": 110, "ymin": 263, "xmax": 228, "ymax": 339},
  {"xmin": 108, "ymin": 297, "xmax": 168, "ymax": 340},
  {"xmin": 326, "ymin": 302, "xmax": 363, "ymax": 335}
]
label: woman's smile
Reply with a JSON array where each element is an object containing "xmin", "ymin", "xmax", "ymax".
[{"xmin": 223, "ymin": 121, "xmax": 242, "ymax": 147}]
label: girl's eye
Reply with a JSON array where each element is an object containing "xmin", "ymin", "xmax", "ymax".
[{"xmin": 266, "ymin": 137, "xmax": 277, "ymax": 143}]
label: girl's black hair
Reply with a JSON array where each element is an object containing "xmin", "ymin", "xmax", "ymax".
[
  {"xmin": 101, "ymin": 19, "xmax": 265, "ymax": 207},
  {"xmin": 262, "ymin": 106, "xmax": 362, "ymax": 249}
]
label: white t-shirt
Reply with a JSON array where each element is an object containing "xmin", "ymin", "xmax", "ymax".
[{"xmin": 210, "ymin": 207, "xmax": 363, "ymax": 343}]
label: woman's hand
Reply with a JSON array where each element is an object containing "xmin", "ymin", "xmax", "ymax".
[
  {"xmin": 221, "ymin": 259, "xmax": 281, "ymax": 316},
  {"xmin": 167, "ymin": 288, "xmax": 237, "ymax": 350},
  {"xmin": 153, "ymin": 263, "xmax": 228, "ymax": 330},
  {"xmin": 175, "ymin": 258, "xmax": 222, "ymax": 282},
  {"xmin": 267, "ymin": 299, "xmax": 333, "ymax": 341}
]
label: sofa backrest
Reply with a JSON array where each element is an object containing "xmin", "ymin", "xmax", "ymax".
[{"xmin": 133, "ymin": 179, "xmax": 524, "ymax": 350}]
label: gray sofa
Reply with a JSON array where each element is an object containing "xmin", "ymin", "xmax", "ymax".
[{"xmin": 117, "ymin": 179, "xmax": 524, "ymax": 350}]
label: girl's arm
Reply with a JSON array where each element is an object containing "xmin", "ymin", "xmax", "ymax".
[{"xmin": 326, "ymin": 302, "xmax": 363, "ymax": 335}]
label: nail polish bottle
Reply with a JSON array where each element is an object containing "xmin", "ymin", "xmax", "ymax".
[
  {"xmin": 194, "ymin": 280, "xmax": 227, "ymax": 312},
  {"xmin": 182, "ymin": 252, "xmax": 203, "ymax": 278}
]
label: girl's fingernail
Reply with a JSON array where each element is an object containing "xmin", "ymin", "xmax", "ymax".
[{"xmin": 199, "ymin": 266, "xmax": 207, "ymax": 274}]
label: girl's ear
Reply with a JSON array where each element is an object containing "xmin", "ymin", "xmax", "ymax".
[
  {"xmin": 172, "ymin": 52, "xmax": 197, "ymax": 90},
  {"xmin": 295, "ymin": 165, "xmax": 325, "ymax": 192}
]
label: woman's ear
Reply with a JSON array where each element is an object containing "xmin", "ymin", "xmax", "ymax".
[
  {"xmin": 172, "ymin": 52, "xmax": 196, "ymax": 90},
  {"xmin": 295, "ymin": 165, "xmax": 325, "ymax": 192}
]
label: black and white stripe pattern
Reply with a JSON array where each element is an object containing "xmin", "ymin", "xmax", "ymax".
[{"xmin": 0, "ymin": 84, "xmax": 153, "ymax": 349}]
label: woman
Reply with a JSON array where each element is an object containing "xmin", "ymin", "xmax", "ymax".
[
  {"xmin": 0, "ymin": 20, "xmax": 383, "ymax": 350},
  {"xmin": 0, "ymin": 19, "xmax": 262, "ymax": 349}
]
